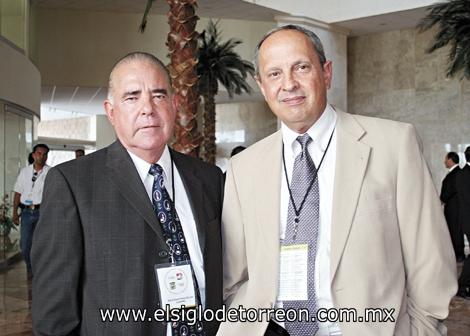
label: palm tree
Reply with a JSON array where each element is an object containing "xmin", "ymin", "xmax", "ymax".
[
  {"xmin": 197, "ymin": 20, "xmax": 255, "ymax": 164},
  {"xmin": 140, "ymin": 0, "xmax": 202, "ymax": 157},
  {"xmin": 418, "ymin": 0, "xmax": 470, "ymax": 79}
]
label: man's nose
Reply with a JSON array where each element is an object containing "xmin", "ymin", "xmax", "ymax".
[
  {"xmin": 141, "ymin": 95, "xmax": 155, "ymax": 115},
  {"xmin": 282, "ymin": 72, "xmax": 298, "ymax": 91}
]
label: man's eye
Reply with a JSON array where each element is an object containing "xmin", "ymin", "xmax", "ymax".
[
  {"xmin": 125, "ymin": 96, "xmax": 137, "ymax": 101},
  {"xmin": 268, "ymin": 71, "xmax": 280, "ymax": 78},
  {"xmin": 154, "ymin": 94, "xmax": 167, "ymax": 100},
  {"xmin": 297, "ymin": 64, "xmax": 310, "ymax": 71}
]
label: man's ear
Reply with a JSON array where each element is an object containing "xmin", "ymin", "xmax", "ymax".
[
  {"xmin": 104, "ymin": 100, "xmax": 115, "ymax": 125},
  {"xmin": 255, "ymin": 75, "xmax": 267, "ymax": 99},
  {"xmin": 322, "ymin": 60, "xmax": 333, "ymax": 90}
]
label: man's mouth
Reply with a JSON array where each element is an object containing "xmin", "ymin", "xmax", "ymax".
[{"xmin": 281, "ymin": 96, "xmax": 306, "ymax": 105}]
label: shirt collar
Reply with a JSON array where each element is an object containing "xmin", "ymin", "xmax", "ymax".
[
  {"xmin": 449, "ymin": 164, "xmax": 459, "ymax": 172},
  {"xmin": 281, "ymin": 103, "xmax": 337, "ymax": 154},
  {"xmin": 127, "ymin": 146, "xmax": 172, "ymax": 183}
]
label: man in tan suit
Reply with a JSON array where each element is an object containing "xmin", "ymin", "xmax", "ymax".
[{"xmin": 219, "ymin": 25, "xmax": 457, "ymax": 336}]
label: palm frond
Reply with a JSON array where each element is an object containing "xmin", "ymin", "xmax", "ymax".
[
  {"xmin": 418, "ymin": 0, "xmax": 470, "ymax": 79},
  {"xmin": 197, "ymin": 20, "xmax": 255, "ymax": 97},
  {"xmin": 197, "ymin": 19, "xmax": 256, "ymax": 163},
  {"xmin": 139, "ymin": 0, "xmax": 156, "ymax": 33}
]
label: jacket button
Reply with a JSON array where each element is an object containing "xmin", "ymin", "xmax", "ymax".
[{"xmin": 158, "ymin": 250, "xmax": 168, "ymax": 258}]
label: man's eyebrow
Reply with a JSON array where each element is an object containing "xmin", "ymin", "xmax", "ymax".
[
  {"xmin": 123, "ymin": 89, "xmax": 141, "ymax": 97},
  {"xmin": 152, "ymin": 88, "xmax": 168, "ymax": 95}
]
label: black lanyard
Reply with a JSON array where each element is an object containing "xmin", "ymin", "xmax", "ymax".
[{"xmin": 282, "ymin": 127, "xmax": 335, "ymax": 223}]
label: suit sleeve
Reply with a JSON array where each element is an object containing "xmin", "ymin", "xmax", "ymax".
[
  {"xmin": 440, "ymin": 174, "xmax": 456, "ymax": 204},
  {"xmin": 31, "ymin": 167, "xmax": 83, "ymax": 336},
  {"xmin": 221, "ymin": 159, "xmax": 249, "ymax": 306},
  {"xmin": 396, "ymin": 124, "xmax": 457, "ymax": 335}
]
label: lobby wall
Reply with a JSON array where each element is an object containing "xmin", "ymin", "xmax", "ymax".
[
  {"xmin": 348, "ymin": 27, "xmax": 470, "ymax": 189},
  {"xmin": 35, "ymin": 8, "xmax": 275, "ymax": 90}
]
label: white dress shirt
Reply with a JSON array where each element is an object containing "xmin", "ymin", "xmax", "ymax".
[
  {"xmin": 449, "ymin": 164, "xmax": 459, "ymax": 172},
  {"xmin": 13, "ymin": 164, "xmax": 51, "ymax": 205},
  {"xmin": 278, "ymin": 104, "xmax": 341, "ymax": 336},
  {"xmin": 128, "ymin": 147, "xmax": 205, "ymax": 336}
]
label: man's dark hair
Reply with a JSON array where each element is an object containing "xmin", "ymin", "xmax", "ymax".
[
  {"xmin": 230, "ymin": 146, "xmax": 246, "ymax": 157},
  {"xmin": 447, "ymin": 151, "xmax": 459, "ymax": 164},
  {"xmin": 28, "ymin": 152, "xmax": 34, "ymax": 164},
  {"xmin": 75, "ymin": 149, "xmax": 85, "ymax": 155},
  {"xmin": 33, "ymin": 144, "xmax": 50, "ymax": 153},
  {"xmin": 465, "ymin": 146, "xmax": 470, "ymax": 162}
]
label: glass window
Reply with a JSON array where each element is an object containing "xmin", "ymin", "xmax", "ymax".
[
  {"xmin": 0, "ymin": 0, "xmax": 27, "ymax": 51},
  {"xmin": 1, "ymin": 102, "xmax": 33, "ymax": 262}
]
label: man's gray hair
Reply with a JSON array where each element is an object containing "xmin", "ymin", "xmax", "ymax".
[
  {"xmin": 254, "ymin": 24, "xmax": 327, "ymax": 77},
  {"xmin": 107, "ymin": 52, "xmax": 171, "ymax": 102}
]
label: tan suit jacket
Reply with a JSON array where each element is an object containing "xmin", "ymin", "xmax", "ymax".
[{"xmin": 219, "ymin": 111, "xmax": 457, "ymax": 336}]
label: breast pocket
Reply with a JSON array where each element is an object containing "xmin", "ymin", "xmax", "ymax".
[{"xmin": 354, "ymin": 196, "xmax": 395, "ymax": 218}]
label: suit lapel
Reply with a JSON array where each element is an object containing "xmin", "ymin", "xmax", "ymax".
[
  {"xmin": 105, "ymin": 141, "xmax": 167, "ymax": 247},
  {"xmin": 171, "ymin": 150, "xmax": 206, "ymax": 253},
  {"xmin": 255, "ymin": 131, "xmax": 283, "ymax": 275},
  {"xmin": 330, "ymin": 112, "xmax": 370, "ymax": 282}
]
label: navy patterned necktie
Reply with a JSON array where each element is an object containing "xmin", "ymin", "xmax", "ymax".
[
  {"xmin": 149, "ymin": 163, "xmax": 204, "ymax": 336},
  {"xmin": 283, "ymin": 134, "xmax": 320, "ymax": 336}
]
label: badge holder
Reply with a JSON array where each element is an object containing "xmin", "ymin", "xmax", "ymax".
[
  {"xmin": 278, "ymin": 244, "xmax": 309, "ymax": 301},
  {"xmin": 154, "ymin": 260, "xmax": 197, "ymax": 310}
]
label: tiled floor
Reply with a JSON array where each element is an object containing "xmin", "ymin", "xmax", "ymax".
[
  {"xmin": 0, "ymin": 261, "xmax": 31, "ymax": 336},
  {"xmin": 1, "ymin": 261, "xmax": 469, "ymax": 335}
]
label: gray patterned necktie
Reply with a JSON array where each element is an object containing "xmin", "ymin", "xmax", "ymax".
[{"xmin": 283, "ymin": 134, "xmax": 320, "ymax": 336}]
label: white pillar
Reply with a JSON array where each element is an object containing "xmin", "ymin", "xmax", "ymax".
[
  {"xmin": 94, "ymin": 115, "xmax": 116, "ymax": 150},
  {"xmin": 275, "ymin": 16, "xmax": 349, "ymax": 112}
]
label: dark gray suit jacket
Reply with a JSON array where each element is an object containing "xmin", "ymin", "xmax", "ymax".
[{"xmin": 31, "ymin": 141, "xmax": 224, "ymax": 335}]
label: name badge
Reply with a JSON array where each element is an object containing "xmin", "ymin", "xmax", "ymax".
[
  {"xmin": 155, "ymin": 260, "xmax": 196, "ymax": 309},
  {"xmin": 278, "ymin": 244, "xmax": 309, "ymax": 301}
]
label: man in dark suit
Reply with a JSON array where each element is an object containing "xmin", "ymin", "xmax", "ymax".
[
  {"xmin": 31, "ymin": 52, "xmax": 224, "ymax": 335},
  {"xmin": 440, "ymin": 151, "xmax": 465, "ymax": 262},
  {"xmin": 457, "ymin": 146, "xmax": 470, "ymax": 298}
]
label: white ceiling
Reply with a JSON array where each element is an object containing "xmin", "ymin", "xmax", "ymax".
[{"xmin": 41, "ymin": 86, "xmax": 107, "ymax": 119}]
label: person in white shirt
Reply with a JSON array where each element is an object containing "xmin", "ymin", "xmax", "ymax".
[{"xmin": 13, "ymin": 143, "xmax": 50, "ymax": 275}]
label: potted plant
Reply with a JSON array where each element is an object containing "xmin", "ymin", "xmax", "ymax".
[{"xmin": 0, "ymin": 194, "xmax": 17, "ymax": 236}]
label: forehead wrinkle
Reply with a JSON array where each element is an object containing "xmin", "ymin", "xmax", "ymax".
[{"xmin": 108, "ymin": 59, "xmax": 170, "ymax": 97}]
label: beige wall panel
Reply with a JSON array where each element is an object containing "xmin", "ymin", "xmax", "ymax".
[
  {"xmin": 0, "ymin": 40, "xmax": 41, "ymax": 115},
  {"xmin": 36, "ymin": 8, "xmax": 274, "ymax": 89},
  {"xmin": 348, "ymin": 27, "xmax": 470, "ymax": 189}
]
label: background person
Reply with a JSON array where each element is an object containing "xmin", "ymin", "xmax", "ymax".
[
  {"xmin": 74, "ymin": 148, "xmax": 85, "ymax": 158},
  {"xmin": 440, "ymin": 151, "xmax": 465, "ymax": 262},
  {"xmin": 13, "ymin": 143, "xmax": 50, "ymax": 277},
  {"xmin": 457, "ymin": 146, "xmax": 470, "ymax": 298}
]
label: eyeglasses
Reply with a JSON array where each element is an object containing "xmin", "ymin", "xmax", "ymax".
[{"xmin": 32, "ymin": 172, "xmax": 38, "ymax": 182}]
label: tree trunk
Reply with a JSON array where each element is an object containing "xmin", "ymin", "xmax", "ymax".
[
  {"xmin": 166, "ymin": 0, "xmax": 201, "ymax": 157},
  {"xmin": 201, "ymin": 92, "xmax": 217, "ymax": 164}
]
